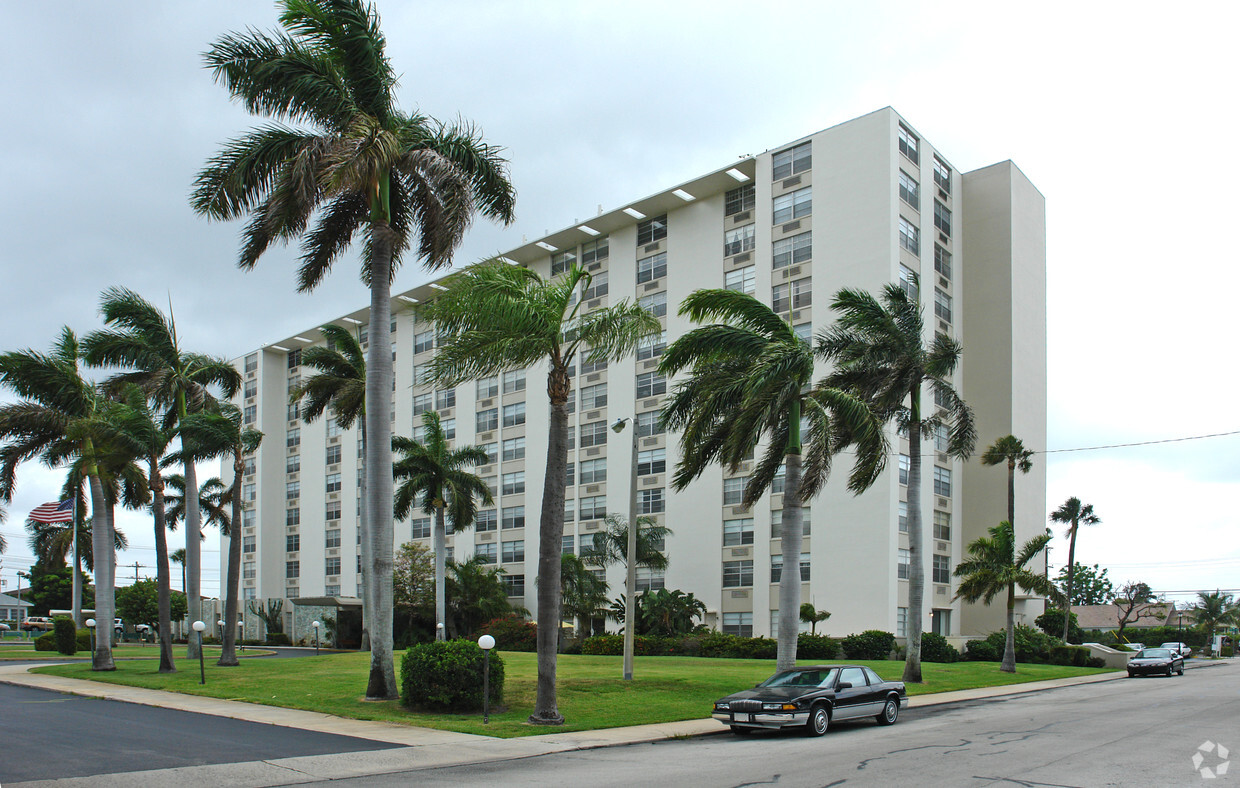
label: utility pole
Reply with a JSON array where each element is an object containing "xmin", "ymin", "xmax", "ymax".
[{"xmin": 134, "ymin": 561, "xmax": 141, "ymax": 583}]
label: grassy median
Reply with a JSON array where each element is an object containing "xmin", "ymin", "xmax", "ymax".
[
  {"xmin": 31, "ymin": 651, "xmax": 1113, "ymax": 738},
  {"xmin": 0, "ymin": 643, "xmax": 263, "ymax": 661}
]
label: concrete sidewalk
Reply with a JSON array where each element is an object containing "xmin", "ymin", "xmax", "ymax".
[{"xmin": 2, "ymin": 659, "xmax": 1228, "ymax": 787}]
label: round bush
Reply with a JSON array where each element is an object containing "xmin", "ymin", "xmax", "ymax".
[
  {"xmin": 401, "ymin": 639, "xmax": 504, "ymax": 711},
  {"xmin": 34, "ymin": 632, "xmax": 57, "ymax": 651},
  {"xmin": 474, "ymin": 614, "xmax": 536, "ymax": 652},
  {"xmin": 920, "ymin": 632, "xmax": 958, "ymax": 663},
  {"xmin": 965, "ymin": 639, "xmax": 998, "ymax": 661},
  {"xmin": 797, "ymin": 633, "xmax": 839, "ymax": 660},
  {"xmin": 841, "ymin": 630, "xmax": 896, "ymax": 660}
]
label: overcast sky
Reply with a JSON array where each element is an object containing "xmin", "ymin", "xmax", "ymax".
[{"xmin": 1, "ymin": 2, "xmax": 1237, "ymax": 604}]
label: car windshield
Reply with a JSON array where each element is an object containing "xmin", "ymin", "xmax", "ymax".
[
  {"xmin": 1160, "ymin": 643, "xmax": 1182, "ymax": 649},
  {"xmin": 1137, "ymin": 648, "xmax": 1172, "ymax": 658},
  {"xmin": 759, "ymin": 668, "xmax": 839, "ymax": 688}
]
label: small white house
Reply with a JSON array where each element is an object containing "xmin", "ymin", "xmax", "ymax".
[{"xmin": 0, "ymin": 592, "xmax": 33, "ymax": 624}]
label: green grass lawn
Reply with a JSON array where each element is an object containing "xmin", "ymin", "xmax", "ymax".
[
  {"xmin": 0, "ymin": 644, "xmax": 250, "ymax": 661},
  {"xmin": 32, "ymin": 651, "xmax": 1114, "ymax": 738}
]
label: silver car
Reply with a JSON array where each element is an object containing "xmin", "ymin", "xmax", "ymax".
[{"xmin": 1160, "ymin": 641, "xmax": 1193, "ymax": 658}]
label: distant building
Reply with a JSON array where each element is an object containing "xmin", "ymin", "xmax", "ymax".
[
  {"xmin": 224, "ymin": 107, "xmax": 1046, "ymax": 642},
  {"xmin": 0, "ymin": 592, "xmax": 33, "ymax": 623}
]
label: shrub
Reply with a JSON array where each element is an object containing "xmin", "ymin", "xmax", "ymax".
[
  {"xmin": 582, "ymin": 634, "xmax": 623, "ymax": 655},
  {"xmin": 983, "ymin": 625, "xmax": 1060, "ymax": 663},
  {"xmin": 264, "ymin": 632, "xmax": 291, "ymax": 646},
  {"xmin": 1035, "ymin": 609, "xmax": 1084, "ymax": 644},
  {"xmin": 400, "ymin": 639, "xmax": 504, "ymax": 711},
  {"xmin": 797, "ymin": 633, "xmax": 838, "ymax": 660},
  {"xmin": 965, "ymin": 639, "xmax": 998, "ymax": 661},
  {"xmin": 474, "ymin": 614, "xmax": 537, "ymax": 652},
  {"xmin": 696, "ymin": 632, "xmax": 743, "ymax": 658},
  {"xmin": 1048, "ymin": 645, "xmax": 1092, "ymax": 666},
  {"xmin": 34, "ymin": 632, "xmax": 56, "ymax": 651},
  {"xmin": 730, "ymin": 636, "xmax": 777, "ymax": 660},
  {"xmin": 1085, "ymin": 656, "xmax": 1106, "ymax": 668},
  {"xmin": 76, "ymin": 630, "xmax": 91, "ymax": 650},
  {"xmin": 841, "ymin": 630, "xmax": 896, "ymax": 660},
  {"xmin": 53, "ymin": 617, "xmax": 76, "ymax": 655},
  {"xmin": 920, "ymin": 632, "xmax": 958, "ymax": 663}
]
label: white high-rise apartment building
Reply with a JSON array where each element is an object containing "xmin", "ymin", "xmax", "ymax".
[{"xmin": 226, "ymin": 108, "xmax": 1046, "ymax": 643}]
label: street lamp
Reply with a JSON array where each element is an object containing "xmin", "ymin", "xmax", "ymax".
[
  {"xmin": 611, "ymin": 416, "xmax": 639, "ymax": 681},
  {"xmin": 478, "ymin": 634, "xmax": 496, "ymax": 723},
  {"xmin": 192, "ymin": 620, "xmax": 206, "ymax": 684},
  {"xmin": 217, "ymin": 619, "xmax": 225, "ymax": 645},
  {"xmin": 85, "ymin": 618, "xmax": 96, "ymax": 660},
  {"xmin": 312, "ymin": 620, "xmax": 321, "ymax": 656}
]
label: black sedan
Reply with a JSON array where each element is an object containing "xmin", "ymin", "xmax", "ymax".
[
  {"xmin": 1127, "ymin": 647, "xmax": 1185, "ymax": 677},
  {"xmin": 712, "ymin": 665, "xmax": 909, "ymax": 736}
]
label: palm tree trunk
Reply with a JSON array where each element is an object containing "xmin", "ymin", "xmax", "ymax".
[
  {"xmin": 776, "ymin": 450, "xmax": 804, "ymax": 671},
  {"xmin": 71, "ymin": 490, "xmax": 83, "ymax": 627},
  {"xmin": 150, "ymin": 459, "xmax": 175, "ymax": 673},
  {"xmin": 182, "ymin": 410, "xmax": 202, "ymax": 661},
  {"xmin": 903, "ymin": 415, "xmax": 925, "ymax": 683},
  {"xmin": 359, "ymin": 421, "xmax": 370, "ymax": 651},
  {"xmin": 1002, "ymin": 583, "xmax": 1017, "ymax": 673},
  {"xmin": 218, "ymin": 454, "xmax": 244, "ymax": 666},
  {"xmin": 1006, "ymin": 458, "xmax": 1016, "ymax": 528},
  {"xmin": 1061, "ymin": 523, "xmax": 1078, "ymax": 642},
  {"xmin": 432, "ymin": 501, "xmax": 448, "ymax": 641},
  {"xmin": 530, "ymin": 367, "xmax": 570, "ymax": 725},
  {"xmin": 88, "ymin": 469, "xmax": 115, "ymax": 670},
  {"xmin": 364, "ymin": 219, "xmax": 397, "ymax": 700}
]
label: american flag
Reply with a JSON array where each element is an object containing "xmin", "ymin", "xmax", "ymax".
[{"xmin": 28, "ymin": 500, "xmax": 74, "ymax": 524}]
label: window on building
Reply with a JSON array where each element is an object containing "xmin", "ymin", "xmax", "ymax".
[
  {"xmin": 772, "ymin": 141, "xmax": 811, "ymax": 179},
  {"xmin": 502, "ymin": 402, "xmax": 525, "ymax": 427},
  {"xmin": 934, "ymin": 289, "xmax": 952, "ymax": 324},
  {"xmin": 286, "ymin": 480, "xmax": 300, "ymax": 500},
  {"xmin": 898, "ymin": 264, "xmax": 918, "ymax": 301},
  {"xmin": 934, "ymin": 245, "xmax": 952, "ymax": 280},
  {"xmin": 771, "ymin": 466, "xmax": 785, "ymax": 494},
  {"xmin": 898, "ymin": 124, "xmax": 919, "ymax": 164},
  {"xmin": 898, "ymin": 548, "xmax": 910, "ymax": 579},
  {"xmin": 773, "ymin": 231, "xmax": 812, "ymax": 269},
  {"xmin": 581, "ymin": 270, "xmax": 609, "ymax": 301},
  {"xmin": 722, "ymin": 611, "xmax": 752, "ymax": 637},
  {"xmin": 577, "ymin": 495, "xmax": 604, "ymax": 520},
  {"xmin": 723, "ymin": 518, "xmax": 754, "ymax": 546},
  {"xmin": 637, "ymin": 252, "xmax": 667, "ymax": 284},
  {"xmin": 772, "ymin": 186, "xmax": 812, "ymax": 224},
  {"xmin": 502, "ymin": 540, "xmax": 525, "ymax": 563},
  {"xmin": 899, "ymin": 216, "xmax": 920, "ymax": 256},
  {"xmin": 582, "ymin": 236, "xmax": 609, "ymax": 265},
  {"xmin": 637, "ymin": 215, "xmax": 667, "ymax": 245},
  {"xmin": 771, "ymin": 552, "xmax": 811, "ymax": 583},
  {"xmin": 637, "ymin": 448, "xmax": 665, "ymax": 476},
  {"xmin": 561, "ymin": 534, "xmax": 576, "ymax": 555},
  {"xmin": 325, "ymin": 473, "xmax": 342, "ymax": 493},
  {"xmin": 476, "ymin": 509, "xmax": 497, "ymax": 532},
  {"xmin": 899, "ymin": 169, "xmax": 920, "ymax": 210},
  {"xmin": 242, "ymin": 535, "xmax": 256, "ymax": 554},
  {"xmin": 411, "ymin": 517, "xmax": 431, "ymax": 539},
  {"xmin": 325, "ymin": 500, "xmax": 341, "ymax": 521},
  {"xmin": 933, "ymin": 554, "xmax": 951, "ymax": 584},
  {"xmin": 499, "ymin": 369, "xmax": 525, "ymax": 394},
  {"xmin": 934, "ymin": 201, "xmax": 952, "ymax": 237},
  {"xmin": 565, "ymin": 462, "xmax": 576, "ymax": 488},
  {"xmin": 724, "ymin": 265, "xmax": 755, "ymax": 294},
  {"xmin": 502, "ymin": 471, "xmax": 524, "ymax": 496},
  {"xmin": 638, "ymin": 290, "xmax": 667, "ymax": 318},
  {"xmin": 579, "ymin": 458, "xmax": 606, "ymax": 484},
  {"xmin": 243, "ymin": 562, "xmax": 256, "ymax": 580},
  {"xmin": 500, "ymin": 436, "xmax": 525, "ymax": 462},
  {"xmin": 325, "ymin": 556, "xmax": 341, "ymax": 576},
  {"xmin": 325, "ymin": 444, "xmax": 341, "ymax": 466},
  {"xmin": 481, "ymin": 475, "xmax": 497, "ymax": 498},
  {"xmin": 502, "ymin": 574, "xmax": 525, "ymax": 597},
  {"xmin": 725, "ymin": 183, "xmax": 755, "ymax": 216},
  {"xmin": 414, "ymin": 331, "xmax": 434, "ymax": 354},
  {"xmin": 242, "ymin": 405, "xmax": 256, "ymax": 425},
  {"xmin": 772, "ymin": 278, "xmax": 811, "ymax": 312},
  {"xmin": 770, "ymin": 508, "xmax": 810, "ymax": 538},
  {"xmin": 636, "ymin": 566, "xmax": 665, "ymax": 592},
  {"xmin": 723, "ymin": 476, "xmax": 748, "ymax": 506},
  {"xmin": 287, "ymin": 348, "xmax": 301, "ymax": 368},
  {"xmin": 580, "ymin": 382, "xmax": 607, "ymax": 409},
  {"xmin": 412, "ymin": 392, "xmax": 431, "ymax": 415},
  {"xmin": 502, "ymin": 505, "xmax": 525, "ymax": 529},
  {"xmin": 475, "ymin": 542, "xmax": 497, "ymax": 564},
  {"xmin": 286, "ymin": 507, "xmax": 300, "ymax": 526},
  {"xmin": 563, "ymin": 497, "xmax": 575, "ymax": 521},
  {"xmin": 412, "ymin": 363, "xmax": 430, "ymax": 386},
  {"xmin": 724, "ymin": 224, "xmax": 756, "ymax": 256},
  {"xmin": 580, "ymin": 350, "xmax": 608, "ymax": 374},
  {"xmin": 551, "ymin": 249, "xmax": 576, "ymax": 276},
  {"xmin": 245, "ymin": 353, "xmax": 258, "ymax": 374},
  {"xmin": 242, "ymin": 482, "xmax": 256, "ymax": 502},
  {"xmin": 441, "ymin": 418, "xmax": 455, "ymax": 440},
  {"xmin": 896, "ymin": 607, "xmax": 908, "ymax": 637},
  {"xmin": 287, "ymin": 400, "xmax": 300, "ymax": 421},
  {"xmin": 934, "ymin": 511, "xmax": 951, "ymax": 541},
  {"xmin": 287, "ymin": 427, "xmax": 300, "ymax": 450},
  {"xmin": 899, "ymin": 501, "xmax": 908, "ymax": 533},
  {"xmin": 244, "ymin": 379, "xmax": 258, "ymax": 399},
  {"xmin": 933, "ymin": 157, "xmax": 952, "ymax": 193},
  {"xmin": 722, "ymin": 560, "xmax": 754, "ymax": 588},
  {"xmin": 933, "ymin": 466, "xmax": 952, "ymax": 496},
  {"xmin": 286, "ymin": 561, "xmax": 299, "ymax": 578},
  {"xmin": 477, "ymin": 408, "xmax": 498, "ymax": 432},
  {"xmin": 636, "ymin": 410, "xmax": 664, "ymax": 437},
  {"xmin": 637, "ymin": 331, "xmax": 667, "ymax": 361},
  {"xmin": 639, "ymin": 488, "xmax": 664, "ymax": 514},
  {"xmin": 325, "ymin": 529, "xmax": 341, "ymax": 548},
  {"xmin": 579, "ymin": 421, "xmax": 607, "ymax": 448},
  {"xmin": 435, "ymin": 388, "xmax": 455, "ymax": 410},
  {"xmin": 471, "ymin": 375, "xmax": 496, "ymax": 399},
  {"xmin": 899, "ymin": 454, "xmax": 910, "ymax": 486},
  {"xmin": 635, "ymin": 371, "xmax": 666, "ymax": 398}
]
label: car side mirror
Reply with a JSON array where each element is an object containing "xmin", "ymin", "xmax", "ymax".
[{"xmin": 838, "ymin": 681, "xmax": 852, "ymax": 689}]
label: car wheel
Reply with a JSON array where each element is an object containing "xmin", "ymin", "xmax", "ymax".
[
  {"xmin": 1127, "ymin": 672, "xmax": 1136, "ymax": 678},
  {"xmin": 1178, "ymin": 665, "xmax": 1185, "ymax": 676},
  {"xmin": 729, "ymin": 725, "xmax": 753, "ymax": 736},
  {"xmin": 805, "ymin": 705, "xmax": 830, "ymax": 737},
  {"xmin": 876, "ymin": 696, "xmax": 899, "ymax": 726}
]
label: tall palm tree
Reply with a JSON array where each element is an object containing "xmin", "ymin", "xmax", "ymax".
[
  {"xmin": 83, "ymin": 287, "xmax": 240, "ymax": 660},
  {"xmin": 582, "ymin": 514, "xmax": 671, "ymax": 575},
  {"xmin": 165, "ymin": 476, "xmax": 232, "ymax": 536},
  {"xmin": 980, "ymin": 435, "xmax": 1034, "ymax": 529},
  {"xmin": 290, "ymin": 323, "xmax": 370, "ymax": 648},
  {"xmin": 660, "ymin": 289, "xmax": 887, "ymax": 671},
  {"xmin": 392, "ymin": 411, "xmax": 491, "ymax": 642},
  {"xmin": 1193, "ymin": 591, "xmax": 1239, "ymax": 654},
  {"xmin": 194, "ymin": 0, "xmax": 516, "ymax": 699},
  {"xmin": 426, "ymin": 260, "xmax": 659, "ymax": 724},
  {"xmin": 170, "ymin": 547, "xmax": 187, "ymax": 593},
  {"xmin": 954, "ymin": 521, "xmax": 1056, "ymax": 673},
  {"xmin": 1049, "ymin": 497, "xmax": 1100, "ymax": 642},
  {"xmin": 821, "ymin": 276, "xmax": 977, "ymax": 683},
  {"xmin": 178, "ymin": 405, "xmax": 262, "ymax": 666},
  {"xmin": 0, "ymin": 328, "xmax": 121, "ymax": 670}
]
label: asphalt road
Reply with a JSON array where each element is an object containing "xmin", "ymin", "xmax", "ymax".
[
  {"xmin": 0, "ymin": 683, "xmax": 398, "ymax": 784},
  {"xmin": 323, "ymin": 663, "xmax": 1238, "ymax": 787}
]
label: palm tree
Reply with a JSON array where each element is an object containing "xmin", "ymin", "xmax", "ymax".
[
  {"xmin": 0, "ymin": 503, "xmax": 5, "ymax": 553},
  {"xmin": 1193, "ymin": 591, "xmax": 1239, "ymax": 654},
  {"xmin": 799, "ymin": 602, "xmax": 831, "ymax": 635},
  {"xmin": 290, "ymin": 323, "xmax": 370, "ymax": 648},
  {"xmin": 581, "ymin": 513, "xmax": 671, "ymax": 575},
  {"xmin": 194, "ymin": 0, "xmax": 516, "ymax": 699},
  {"xmin": 954, "ymin": 521, "xmax": 1056, "ymax": 673},
  {"xmin": 0, "ymin": 328, "xmax": 121, "ymax": 670},
  {"xmin": 165, "ymin": 476, "xmax": 231, "ymax": 536},
  {"xmin": 426, "ymin": 260, "xmax": 659, "ymax": 724},
  {"xmin": 821, "ymin": 276, "xmax": 977, "ymax": 683},
  {"xmin": 981, "ymin": 435, "xmax": 1034, "ymax": 529},
  {"xmin": 82, "ymin": 287, "xmax": 240, "ymax": 661},
  {"xmin": 560, "ymin": 553, "xmax": 609, "ymax": 640},
  {"xmin": 170, "ymin": 547, "xmax": 187, "ymax": 593},
  {"xmin": 392, "ymin": 411, "xmax": 492, "ymax": 642},
  {"xmin": 660, "ymin": 289, "xmax": 887, "ymax": 671},
  {"xmin": 178, "ymin": 405, "xmax": 262, "ymax": 666},
  {"xmin": 1049, "ymin": 497, "xmax": 1100, "ymax": 642},
  {"xmin": 444, "ymin": 557, "xmax": 516, "ymax": 638}
]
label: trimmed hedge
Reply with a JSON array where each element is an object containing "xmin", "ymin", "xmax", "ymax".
[
  {"xmin": 53, "ymin": 617, "xmax": 76, "ymax": 655},
  {"xmin": 964, "ymin": 626, "xmax": 1084, "ymax": 665},
  {"xmin": 400, "ymin": 639, "xmax": 504, "ymax": 711},
  {"xmin": 965, "ymin": 638, "xmax": 998, "ymax": 661},
  {"xmin": 264, "ymin": 633, "xmax": 291, "ymax": 646},
  {"xmin": 34, "ymin": 633, "xmax": 56, "ymax": 651},
  {"xmin": 920, "ymin": 632, "xmax": 959, "ymax": 663},
  {"xmin": 473, "ymin": 614, "xmax": 537, "ymax": 652},
  {"xmin": 581, "ymin": 631, "xmax": 839, "ymax": 660},
  {"xmin": 841, "ymin": 630, "xmax": 896, "ymax": 660}
]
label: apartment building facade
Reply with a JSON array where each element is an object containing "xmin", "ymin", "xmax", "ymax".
[{"xmin": 226, "ymin": 107, "xmax": 1047, "ymax": 642}]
